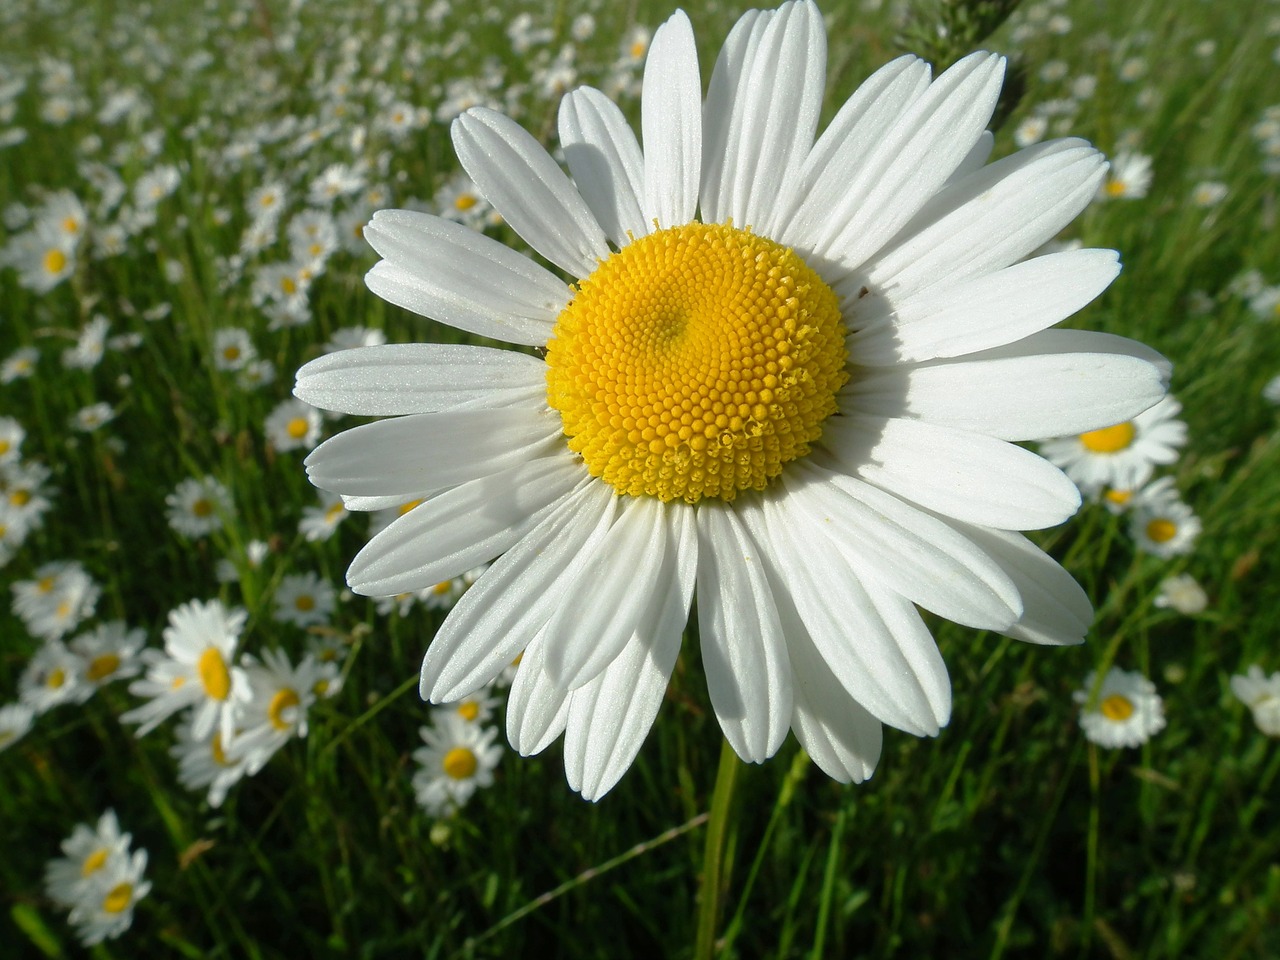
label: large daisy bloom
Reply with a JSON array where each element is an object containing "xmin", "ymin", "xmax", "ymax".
[{"xmin": 296, "ymin": 1, "xmax": 1166, "ymax": 800}]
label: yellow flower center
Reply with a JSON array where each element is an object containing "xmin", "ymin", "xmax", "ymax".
[
  {"xmin": 1146, "ymin": 518, "xmax": 1178, "ymax": 543},
  {"xmin": 324, "ymin": 502, "xmax": 345, "ymax": 522},
  {"xmin": 281, "ymin": 275, "xmax": 298, "ymax": 295},
  {"xmin": 62, "ymin": 216, "xmax": 80, "ymax": 234},
  {"xmin": 1103, "ymin": 488, "xmax": 1132, "ymax": 508},
  {"xmin": 442, "ymin": 746, "xmax": 478, "ymax": 780},
  {"xmin": 295, "ymin": 594, "xmax": 316, "ymax": 612},
  {"xmin": 545, "ymin": 222, "xmax": 847, "ymax": 503},
  {"xmin": 86, "ymin": 653, "xmax": 121, "ymax": 682},
  {"xmin": 37, "ymin": 576, "xmax": 55, "ymax": 593},
  {"xmin": 313, "ymin": 679, "xmax": 330, "ymax": 696},
  {"xmin": 286, "ymin": 417, "xmax": 310, "ymax": 440},
  {"xmin": 211, "ymin": 731, "xmax": 228, "ymax": 765},
  {"xmin": 454, "ymin": 193, "xmax": 478, "ymax": 211},
  {"xmin": 46, "ymin": 668, "xmax": 66, "ymax": 689},
  {"xmin": 457, "ymin": 701, "xmax": 480, "ymax": 722},
  {"xmin": 397, "ymin": 499, "xmax": 423, "ymax": 516},
  {"xmin": 192, "ymin": 498, "xmax": 214, "ymax": 518},
  {"xmin": 1100, "ymin": 693, "xmax": 1135, "ymax": 721},
  {"xmin": 102, "ymin": 882, "xmax": 133, "ymax": 914},
  {"xmin": 81, "ymin": 848, "xmax": 109, "ymax": 877},
  {"xmin": 198, "ymin": 647, "xmax": 231, "ymax": 700},
  {"xmin": 223, "ymin": 345, "xmax": 241, "ymax": 361},
  {"xmin": 432, "ymin": 580, "xmax": 453, "ymax": 595},
  {"xmin": 268, "ymin": 688, "xmax": 301, "ymax": 730},
  {"xmin": 1080, "ymin": 421, "xmax": 1135, "ymax": 454},
  {"xmin": 1104, "ymin": 179, "xmax": 1128, "ymax": 198},
  {"xmin": 43, "ymin": 248, "xmax": 68, "ymax": 275},
  {"xmin": 10, "ymin": 489, "xmax": 30, "ymax": 507},
  {"xmin": 0, "ymin": 440, "xmax": 8, "ymax": 454}
]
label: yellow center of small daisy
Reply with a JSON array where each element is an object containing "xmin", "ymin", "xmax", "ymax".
[
  {"xmin": 102, "ymin": 882, "xmax": 133, "ymax": 914},
  {"xmin": 10, "ymin": 489, "xmax": 30, "ymax": 507},
  {"xmin": 1104, "ymin": 180, "xmax": 1128, "ymax": 198},
  {"xmin": 198, "ymin": 647, "xmax": 231, "ymax": 701},
  {"xmin": 268, "ymin": 688, "xmax": 301, "ymax": 730},
  {"xmin": 1103, "ymin": 488, "xmax": 1132, "ymax": 508},
  {"xmin": 286, "ymin": 417, "xmax": 310, "ymax": 440},
  {"xmin": 546, "ymin": 222, "xmax": 848, "ymax": 503},
  {"xmin": 432, "ymin": 580, "xmax": 453, "ymax": 595},
  {"xmin": 82, "ymin": 848, "xmax": 109, "ymax": 877},
  {"xmin": 1080, "ymin": 421, "xmax": 1135, "ymax": 453},
  {"xmin": 192, "ymin": 498, "xmax": 214, "ymax": 518},
  {"xmin": 43, "ymin": 249, "xmax": 68, "ymax": 275},
  {"xmin": 37, "ymin": 576, "xmax": 55, "ymax": 593},
  {"xmin": 313, "ymin": 679, "xmax": 330, "ymax": 696},
  {"xmin": 457, "ymin": 701, "xmax": 480, "ymax": 722},
  {"xmin": 454, "ymin": 194, "xmax": 478, "ymax": 211},
  {"xmin": 211, "ymin": 732, "xmax": 228, "ymax": 765},
  {"xmin": 223, "ymin": 346, "xmax": 241, "ymax": 361},
  {"xmin": 281, "ymin": 275, "xmax": 298, "ymax": 295},
  {"xmin": 86, "ymin": 653, "xmax": 121, "ymax": 682},
  {"xmin": 442, "ymin": 746, "xmax": 478, "ymax": 780},
  {"xmin": 0, "ymin": 440, "xmax": 8, "ymax": 454},
  {"xmin": 1146, "ymin": 518, "xmax": 1178, "ymax": 543},
  {"xmin": 46, "ymin": 668, "xmax": 66, "ymax": 689},
  {"xmin": 295, "ymin": 594, "xmax": 316, "ymax": 612},
  {"xmin": 1100, "ymin": 693, "xmax": 1135, "ymax": 721}
]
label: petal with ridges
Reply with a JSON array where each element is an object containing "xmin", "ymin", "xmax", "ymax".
[
  {"xmin": 506, "ymin": 626, "xmax": 572, "ymax": 757},
  {"xmin": 559, "ymin": 87, "xmax": 648, "ymax": 248},
  {"xmin": 700, "ymin": 8, "xmax": 765, "ymax": 225},
  {"xmin": 642, "ymin": 10, "xmax": 701, "ymax": 229}
]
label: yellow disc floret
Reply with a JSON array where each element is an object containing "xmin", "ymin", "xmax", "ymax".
[
  {"xmin": 1100, "ymin": 693, "xmax": 1135, "ymax": 722},
  {"xmin": 1080, "ymin": 421, "xmax": 1135, "ymax": 454},
  {"xmin": 546, "ymin": 222, "xmax": 847, "ymax": 503}
]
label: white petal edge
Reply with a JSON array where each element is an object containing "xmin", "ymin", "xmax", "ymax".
[
  {"xmin": 559, "ymin": 87, "xmax": 648, "ymax": 248},
  {"xmin": 642, "ymin": 10, "xmax": 702, "ymax": 229}
]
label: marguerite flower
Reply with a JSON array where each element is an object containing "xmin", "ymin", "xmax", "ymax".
[
  {"xmin": 1230, "ymin": 665, "xmax": 1280, "ymax": 737},
  {"xmin": 0, "ymin": 701, "xmax": 35, "ymax": 751},
  {"xmin": 65, "ymin": 847, "xmax": 150, "ymax": 946},
  {"xmin": 1075, "ymin": 666, "xmax": 1165, "ymax": 748},
  {"xmin": 170, "ymin": 715, "xmax": 250, "ymax": 807},
  {"xmin": 296, "ymin": 1, "xmax": 1166, "ymax": 800},
  {"xmin": 226, "ymin": 647, "xmax": 323, "ymax": 773},
  {"xmin": 411, "ymin": 714, "xmax": 503, "ymax": 816},
  {"xmin": 1039, "ymin": 394, "xmax": 1186, "ymax": 495},
  {"xmin": 165, "ymin": 475, "xmax": 233, "ymax": 538},
  {"xmin": 44, "ymin": 809, "xmax": 131, "ymax": 910}
]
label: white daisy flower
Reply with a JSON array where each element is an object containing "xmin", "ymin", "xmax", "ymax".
[
  {"xmin": 66, "ymin": 847, "xmax": 150, "ymax": 946},
  {"xmin": 1230, "ymin": 665, "xmax": 1280, "ymax": 737},
  {"xmin": 12, "ymin": 560, "xmax": 100, "ymax": 641},
  {"xmin": 1153, "ymin": 573, "xmax": 1207, "ymax": 615},
  {"xmin": 0, "ymin": 701, "xmax": 34, "ymax": 750},
  {"xmin": 1264, "ymin": 373, "xmax": 1280, "ymax": 405},
  {"xmin": 434, "ymin": 685, "xmax": 500, "ymax": 726},
  {"xmin": 212, "ymin": 328, "xmax": 256, "ymax": 371},
  {"xmin": 61, "ymin": 315, "xmax": 111, "ymax": 370},
  {"xmin": 299, "ymin": 491, "xmax": 348, "ymax": 542},
  {"xmin": 1039, "ymin": 394, "xmax": 1186, "ymax": 496},
  {"xmin": 0, "ymin": 415, "xmax": 24, "ymax": 464},
  {"xmin": 264, "ymin": 398, "xmax": 322, "ymax": 453},
  {"xmin": 1130, "ymin": 486, "xmax": 1200, "ymax": 558},
  {"xmin": 297, "ymin": 1, "xmax": 1165, "ymax": 799},
  {"xmin": 1189, "ymin": 181, "xmax": 1228, "ymax": 207},
  {"xmin": 226, "ymin": 648, "xmax": 323, "ymax": 774},
  {"xmin": 1075, "ymin": 667, "xmax": 1165, "ymax": 748},
  {"xmin": 69, "ymin": 620, "xmax": 147, "ymax": 692},
  {"xmin": 1, "ymin": 345, "xmax": 39, "ymax": 382},
  {"xmin": 122, "ymin": 599, "xmax": 250, "ymax": 740},
  {"xmin": 411, "ymin": 714, "xmax": 503, "ymax": 816},
  {"xmin": 71, "ymin": 402, "xmax": 116, "ymax": 432},
  {"xmin": 165, "ymin": 475, "xmax": 233, "ymax": 538},
  {"xmin": 19, "ymin": 640, "xmax": 84, "ymax": 712},
  {"xmin": 272, "ymin": 571, "xmax": 336, "ymax": 628},
  {"xmin": 44, "ymin": 809, "xmax": 132, "ymax": 910},
  {"xmin": 1098, "ymin": 150, "xmax": 1153, "ymax": 200},
  {"xmin": 171, "ymin": 715, "xmax": 251, "ymax": 807}
]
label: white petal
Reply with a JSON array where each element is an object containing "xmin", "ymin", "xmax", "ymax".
[
  {"xmin": 294, "ymin": 343, "xmax": 547, "ymax": 416},
  {"xmin": 422, "ymin": 482, "xmax": 617, "ymax": 703},
  {"xmin": 642, "ymin": 10, "xmax": 701, "ymax": 229},
  {"xmin": 848, "ymin": 248, "xmax": 1122, "ymax": 365},
  {"xmin": 820, "ymin": 413, "xmax": 1081, "ymax": 529},
  {"xmin": 846, "ymin": 332, "xmax": 1167, "ymax": 441},
  {"xmin": 740, "ymin": 491, "xmax": 947, "ymax": 734},
  {"xmin": 452, "ymin": 107, "xmax": 610, "ymax": 278},
  {"xmin": 362, "ymin": 209, "xmax": 565, "ymax": 346},
  {"xmin": 859, "ymin": 139, "xmax": 1106, "ymax": 300},
  {"xmin": 700, "ymin": 8, "xmax": 765, "ymax": 225},
  {"xmin": 543, "ymin": 496, "xmax": 669, "ymax": 691},
  {"xmin": 345, "ymin": 455, "xmax": 584, "ymax": 596},
  {"xmin": 953, "ymin": 523, "xmax": 1093, "ymax": 645},
  {"xmin": 304, "ymin": 408, "xmax": 562, "ymax": 500},
  {"xmin": 559, "ymin": 87, "xmax": 648, "ymax": 248},
  {"xmin": 695, "ymin": 500, "xmax": 792, "ymax": 762},
  {"xmin": 793, "ymin": 52, "xmax": 1005, "ymax": 275},
  {"xmin": 506, "ymin": 626, "xmax": 572, "ymax": 757},
  {"xmin": 694, "ymin": 1, "xmax": 826, "ymax": 233},
  {"xmin": 783, "ymin": 462, "xmax": 1023, "ymax": 630},
  {"xmin": 563, "ymin": 503, "xmax": 696, "ymax": 800}
]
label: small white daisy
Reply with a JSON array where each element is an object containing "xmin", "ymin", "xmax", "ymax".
[
  {"xmin": 11, "ymin": 560, "xmax": 100, "ymax": 641},
  {"xmin": 165, "ymin": 475, "xmax": 233, "ymax": 538},
  {"xmin": 272, "ymin": 571, "xmax": 337, "ymax": 628},
  {"xmin": 1130, "ymin": 485, "xmax": 1200, "ymax": 558},
  {"xmin": 1098, "ymin": 150, "xmax": 1153, "ymax": 200},
  {"xmin": 1230, "ymin": 666, "xmax": 1280, "ymax": 737},
  {"xmin": 1153, "ymin": 573, "xmax": 1208, "ymax": 615},
  {"xmin": 1075, "ymin": 667, "xmax": 1165, "ymax": 748},
  {"xmin": 411, "ymin": 714, "xmax": 503, "ymax": 816},
  {"xmin": 171, "ymin": 715, "xmax": 251, "ymax": 807},
  {"xmin": 44, "ymin": 809, "xmax": 131, "ymax": 910},
  {"xmin": 226, "ymin": 647, "xmax": 324, "ymax": 774},
  {"xmin": 0, "ymin": 701, "xmax": 35, "ymax": 751},
  {"xmin": 298, "ymin": 491, "xmax": 348, "ymax": 542},
  {"xmin": 69, "ymin": 620, "xmax": 147, "ymax": 693},
  {"xmin": 264, "ymin": 397, "xmax": 322, "ymax": 453},
  {"xmin": 66, "ymin": 848, "xmax": 150, "ymax": 947},
  {"xmin": 1040, "ymin": 394, "xmax": 1187, "ymax": 496},
  {"xmin": 212, "ymin": 328, "xmax": 256, "ymax": 372},
  {"xmin": 19, "ymin": 640, "xmax": 85, "ymax": 712}
]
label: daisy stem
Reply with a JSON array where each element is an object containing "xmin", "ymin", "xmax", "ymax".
[{"xmin": 695, "ymin": 738, "xmax": 743, "ymax": 960}]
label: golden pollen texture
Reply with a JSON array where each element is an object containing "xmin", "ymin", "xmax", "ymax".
[
  {"xmin": 443, "ymin": 746, "xmax": 478, "ymax": 780},
  {"xmin": 546, "ymin": 222, "xmax": 848, "ymax": 503},
  {"xmin": 198, "ymin": 647, "xmax": 232, "ymax": 701},
  {"xmin": 1080, "ymin": 421, "xmax": 1135, "ymax": 454},
  {"xmin": 1100, "ymin": 693, "xmax": 1136, "ymax": 722}
]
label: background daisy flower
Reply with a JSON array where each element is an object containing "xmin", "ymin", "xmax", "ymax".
[{"xmin": 1075, "ymin": 666, "xmax": 1166, "ymax": 748}]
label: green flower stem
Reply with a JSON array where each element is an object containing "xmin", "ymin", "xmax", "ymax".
[{"xmin": 695, "ymin": 738, "xmax": 744, "ymax": 960}]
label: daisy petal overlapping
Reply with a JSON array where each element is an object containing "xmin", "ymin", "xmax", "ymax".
[{"xmin": 296, "ymin": 0, "xmax": 1166, "ymax": 799}]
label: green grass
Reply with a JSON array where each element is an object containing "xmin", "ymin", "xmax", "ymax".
[{"xmin": 1, "ymin": 0, "xmax": 1279, "ymax": 957}]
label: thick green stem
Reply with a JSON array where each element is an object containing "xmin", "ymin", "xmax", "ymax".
[{"xmin": 695, "ymin": 739, "xmax": 744, "ymax": 960}]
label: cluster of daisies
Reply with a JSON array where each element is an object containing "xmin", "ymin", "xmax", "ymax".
[
  {"xmin": 0, "ymin": 415, "xmax": 54, "ymax": 567},
  {"xmin": 43, "ymin": 810, "xmax": 151, "ymax": 947}
]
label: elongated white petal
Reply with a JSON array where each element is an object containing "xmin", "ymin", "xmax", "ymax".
[
  {"xmin": 700, "ymin": 8, "xmax": 763, "ymax": 225},
  {"xmin": 294, "ymin": 343, "xmax": 547, "ymax": 416},
  {"xmin": 304, "ymin": 408, "xmax": 562, "ymax": 500},
  {"xmin": 820, "ymin": 413, "xmax": 1081, "ymax": 530},
  {"xmin": 362, "ymin": 209, "xmax": 565, "ymax": 346},
  {"xmin": 739, "ymin": 492, "xmax": 945, "ymax": 734},
  {"xmin": 783, "ymin": 462, "xmax": 1023, "ymax": 630},
  {"xmin": 345, "ymin": 455, "xmax": 583, "ymax": 596},
  {"xmin": 696, "ymin": 0, "xmax": 826, "ymax": 233},
  {"xmin": 795, "ymin": 52, "xmax": 1005, "ymax": 275},
  {"xmin": 642, "ymin": 10, "xmax": 701, "ymax": 228},
  {"xmin": 422, "ymin": 483, "xmax": 616, "ymax": 703},
  {"xmin": 453, "ymin": 107, "xmax": 609, "ymax": 278},
  {"xmin": 506, "ymin": 626, "xmax": 572, "ymax": 757},
  {"xmin": 564, "ymin": 503, "xmax": 696, "ymax": 800},
  {"xmin": 559, "ymin": 87, "xmax": 648, "ymax": 247},
  {"xmin": 543, "ymin": 496, "xmax": 669, "ymax": 691},
  {"xmin": 859, "ymin": 139, "xmax": 1106, "ymax": 300},
  {"xmin": 695, "ymin": 500, "xmax": 792, "ymax": 762},
  {"xmin": 951, "ymin": 522, "xmax": 1094, "ymax": 645},
  {"xmin": 848, "ymin": 249, "xmax": 1122, "ymax": 365}
]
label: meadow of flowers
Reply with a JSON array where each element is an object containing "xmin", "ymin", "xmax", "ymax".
[{"xmin": 2, "ymin": 0, "xmax": 1279, "ymax": 956}]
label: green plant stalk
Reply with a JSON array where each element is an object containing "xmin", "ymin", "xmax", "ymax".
[{"xmin": 695, "ymin": 739, "xmax": 744, "ymax": 960}]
